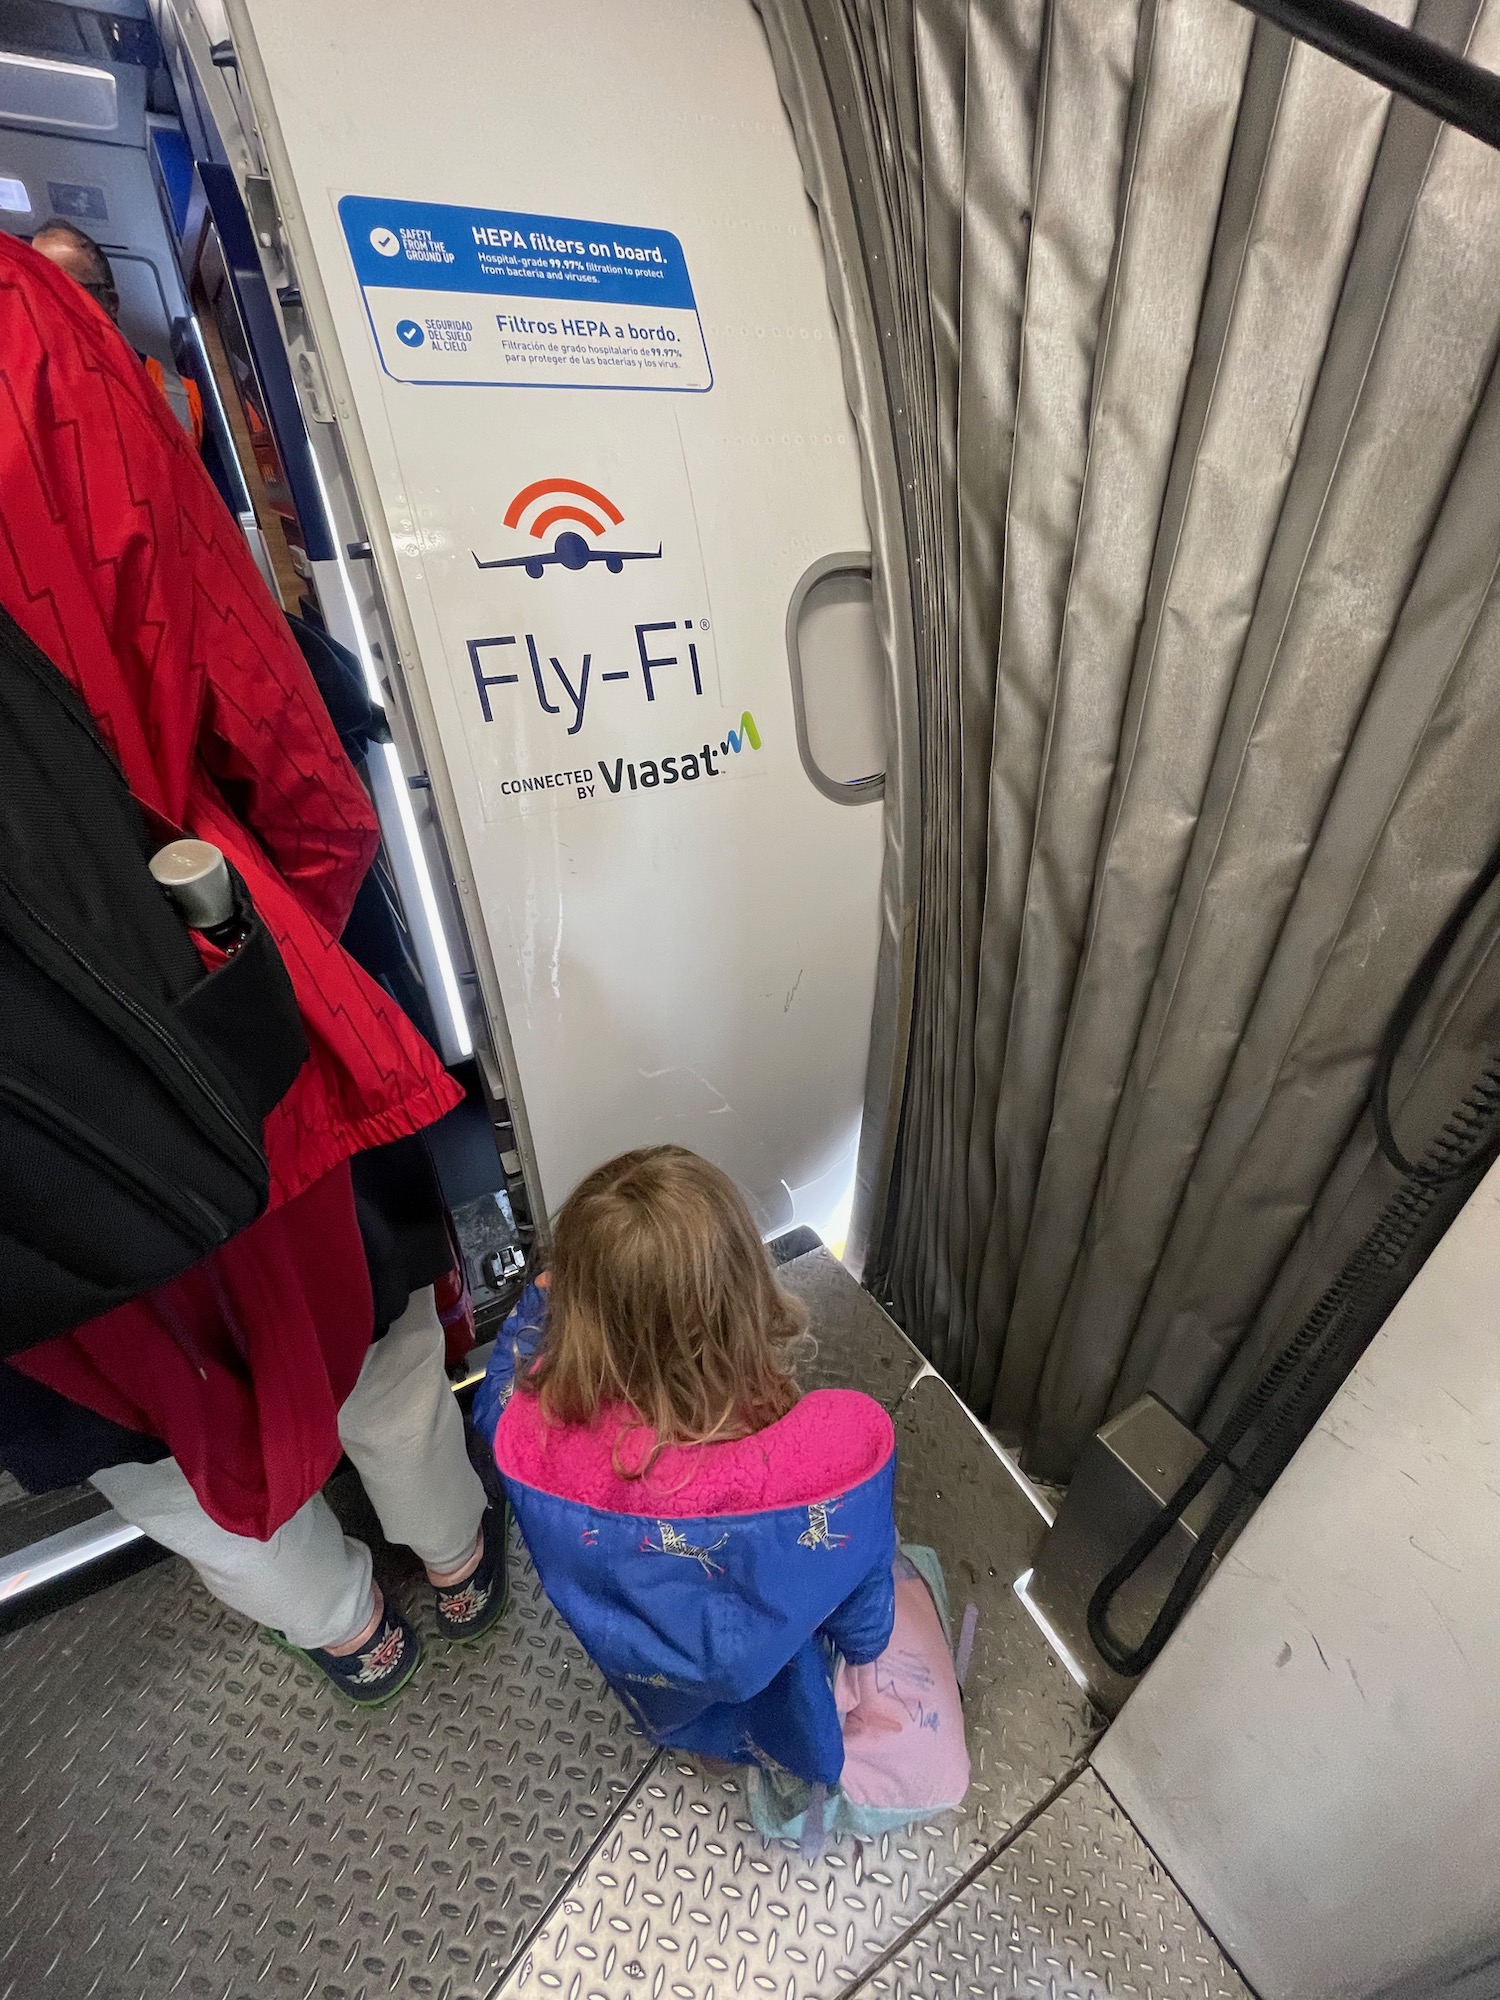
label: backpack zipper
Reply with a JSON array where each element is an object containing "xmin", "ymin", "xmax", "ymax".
[
  {"xmin": 0, "ymin": 1069, "xmax": 231, "ymax": 1247},
  {"xmin": 0, "ymin": 873, "xmax": 265, "ymax": 1178}
]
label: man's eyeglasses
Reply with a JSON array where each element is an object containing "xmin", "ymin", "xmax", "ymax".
[{"xmin": 80, "ymin": 279, "xmax": 120, "ymax": 317}]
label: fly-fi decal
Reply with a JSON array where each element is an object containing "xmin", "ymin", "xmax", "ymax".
[{"xmin": 473, "ymin": 477, "xmax": 662, "ymax": 577}]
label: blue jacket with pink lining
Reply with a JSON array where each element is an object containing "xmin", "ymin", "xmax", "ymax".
[{"xmin": 476, "ymin": 1284, "xmax": 897, "ymax": 1785}]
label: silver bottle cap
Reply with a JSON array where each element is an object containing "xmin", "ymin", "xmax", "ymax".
[{"xmin": 149, "ymin": 839, "xmax": 234, "ymax": 930}]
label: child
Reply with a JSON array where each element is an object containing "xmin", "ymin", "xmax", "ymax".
[{"xmin": 474, "ymin": 1145, "xmax": 968, "ymax": 1842}]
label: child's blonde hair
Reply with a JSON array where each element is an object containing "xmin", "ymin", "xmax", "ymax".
[{"xmin": 526, "ymin": 1145, "xmax": 807, "ymax": 1466}]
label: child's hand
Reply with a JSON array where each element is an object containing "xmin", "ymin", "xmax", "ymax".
[{"xmin": 535, "ymin": 1270, "xmax": 551, "ymax": 1290}]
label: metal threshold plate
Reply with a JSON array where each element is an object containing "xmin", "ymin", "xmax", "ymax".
[{"xmin": 868, "ymin": 1769, "xmax": 1251, "ymax": 2000}]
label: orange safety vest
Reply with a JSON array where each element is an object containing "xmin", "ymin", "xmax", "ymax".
[{"xmin": 143, "ymin": 352, "xmax": 205, "ymax": 447}]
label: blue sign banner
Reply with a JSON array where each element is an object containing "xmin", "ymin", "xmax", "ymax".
[
  {"xmin": 338, "ymin": 194, "xmax": 711, "ymax": 391},
  {"xmin": 339, "ymin": 195, "xmax": 697, "ymax": 309}
]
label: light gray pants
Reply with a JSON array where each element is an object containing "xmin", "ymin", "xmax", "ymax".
[{"xmin": 92, "ymin": 1286, "xmax": 487, "ymax": 1650}]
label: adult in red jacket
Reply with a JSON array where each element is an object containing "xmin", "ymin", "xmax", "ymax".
[{"xmin": 0, "ymin": 233, "xmax": 502, "ymax": 1699}]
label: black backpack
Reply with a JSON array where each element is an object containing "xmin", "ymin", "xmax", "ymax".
[{"xmin": 0, "ymin": 603, "xmax": 308, "ymax": 1356}]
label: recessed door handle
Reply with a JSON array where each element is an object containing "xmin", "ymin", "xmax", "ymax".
[{"xmin": 785, "ymin": 553, "xmax": 886, "ymax": 805}]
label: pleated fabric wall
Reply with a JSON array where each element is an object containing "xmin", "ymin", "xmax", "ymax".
[{"xmin": 759, "ymin": 0, "xmax": 1500, "ymax": 1477}]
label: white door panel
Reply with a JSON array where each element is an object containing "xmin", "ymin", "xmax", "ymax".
[{"xmin": 232, "ymin": 0, "xmax": 881, "ymax": 1232}]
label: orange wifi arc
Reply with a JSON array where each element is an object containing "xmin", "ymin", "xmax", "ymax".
[
  {"xmin": 475, "ymin": 477, "xmax": 662, "ymax": 577},
  {"xmin": 502, "ymin": 477, "xmax": 626, "ymax": 541}
]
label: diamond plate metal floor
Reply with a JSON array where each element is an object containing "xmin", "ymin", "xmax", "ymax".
[
  {"xmin": 0, "ymin": 1249, "xmax": 1245, "ymax": 2000},
  {"xmin": 779, "ymin": 1249, "xmax": 928, "ymax": 1410},
  {"xmin": 0, "ymin": 1522, "xmax": 649, "ymax": 2000},
  {"xmin": 867, "ymin": 1771, "xmax": 1250, "ymax": 2000}
]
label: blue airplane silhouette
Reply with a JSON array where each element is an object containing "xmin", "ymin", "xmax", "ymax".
[{"xmin": 473, "ymin": 530, "xmax": 663, "ymax": 579}]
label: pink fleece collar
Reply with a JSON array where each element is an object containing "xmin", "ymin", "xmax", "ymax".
[{"xmin": 495, "ymin": 1387, "xmax": 894, "ymax": 1519}]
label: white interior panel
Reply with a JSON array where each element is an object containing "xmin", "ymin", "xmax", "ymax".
[
  {"xmin": 233, "ymin": 0, "xmax": 882, "ymax": 1232},
  {"xmin": 1097, "ymin": 1159, "xmax": 1500, "ymax": 1999}
]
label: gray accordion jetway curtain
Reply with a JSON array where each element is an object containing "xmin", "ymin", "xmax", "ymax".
[{"xmin": 758, "ymin": 0, "xmax": 1500, "ymax": 1478}]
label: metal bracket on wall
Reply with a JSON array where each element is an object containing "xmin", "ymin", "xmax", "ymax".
[{"xmin": 240, "ymin": 171, "xmax": 282, "ymax": 261}]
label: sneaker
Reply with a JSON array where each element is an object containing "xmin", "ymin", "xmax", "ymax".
[
  {"xmin": 266, "ymin": 1598, "xmax": 422, "ymax": 1705},
  {"xmin": 433, "ymin": 1501, "xmax": 509, "ymax": 1641}
]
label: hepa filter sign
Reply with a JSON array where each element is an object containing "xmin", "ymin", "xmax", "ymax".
[{"xmin": 339, "ymin": 193, "xmax": 712, "ymax": 391}]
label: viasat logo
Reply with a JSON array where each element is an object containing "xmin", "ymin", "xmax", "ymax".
[
  {"xmin": 491, "ymin": 713, "xmax": 762, "ymax": 804},
  {"xmin": 473, "ymin": 477, "xmax": 663, "ymax": 579},
  {"xmin": 594, "ymin": 712, "xmax": 762, "ymax": 798}
]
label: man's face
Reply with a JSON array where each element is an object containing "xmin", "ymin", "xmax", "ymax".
[{"xmin": 32, "ymin": 234, "xmax": 119, "ymax": 321}]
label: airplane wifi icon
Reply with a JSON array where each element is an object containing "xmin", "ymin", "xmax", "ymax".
[{"xmin": 473, "ymin": 477, "xmax": 662, "ymax": 579}]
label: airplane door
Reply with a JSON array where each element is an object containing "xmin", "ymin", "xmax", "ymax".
[{"xmin": 218, "ymin": 0, "xmax": 884, "ymax": 1241}]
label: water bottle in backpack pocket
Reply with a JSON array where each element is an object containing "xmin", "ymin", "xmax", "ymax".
[{"xmin": 0, "ymin": 603, "xmax": 308, "ymax": 1353}]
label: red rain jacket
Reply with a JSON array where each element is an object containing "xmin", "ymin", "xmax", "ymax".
[{"xmin": 0, "ymin": 232, "xmax": 461, "ymax": 1198}]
